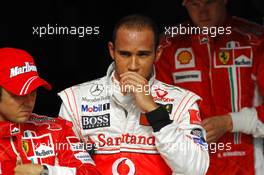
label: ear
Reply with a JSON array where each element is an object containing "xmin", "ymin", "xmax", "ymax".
[
  {"xmin": 108, "ymin": 41, "xmax": 115, "ymax": 61},
  {"xmin": 155, "ymin": 45, "xmax": 164, "ymax": 62}
]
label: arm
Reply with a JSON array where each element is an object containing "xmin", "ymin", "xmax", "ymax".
[
  {"xmin": 58, "ymin": 89, "xmax": 84, "ymax": 141},
  {"xmin": 146, "ymin": 102, "xmax": 209, "ymax": 175},
  {"xmin": 120, "ymin": 72, "xmax": 209, "ymax": 174},
  {"xmin": 230, "ymin": 45, "xmax": 264, "ymax": 137},
  {"xmin": 53, "ymin": 118, "xmax": 100, "ymax": 175}
]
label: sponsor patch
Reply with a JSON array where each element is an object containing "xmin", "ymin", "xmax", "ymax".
[
  {"xmin": 82, "ymin": 114, "xmax": 110, "ymax": 129},
  {"xmin": 189, "ymin": 109, "xmax": 201, "ymax": 125},
  {"xmin": 214, "ymin": 46, "xmax": 252, "ymax": 68},
  {"xmin": 199, "ymin": 35, "xmax": 209, "ymax": 44},
  {"xmin": 22, "ymin": 133, "xmax": 55, "ymax": 158},
  {"xmin": 234, "ymin": 47, "xmax": 252, "ymax": 67},
  {"xmin": 74, "ymin": 152, "xmax": 94, "ymax": 165},
  {"xmin": 90, "ymin": 84, "xmax": 104, "ymax": 96},
  {"xmin": 112, "ymin": 158, "xmax": 136, "ymax": 175},
  {"xmin": 10, "ymin": 62, "xmax": 37, "ymax": 78},
  {"xmin": 81, "ymin": 103, "xmax": 110, "ymax": 113},
  {"xmin": 154, "ymin": 88, "xmax": 168, "ymax": 99},
  {"xmin": 66, "ymin": 136, "xmax": 85, "ymax": 151},
  {"xmin": 82, "ymin": 96, "xmax": 110, "ymax": 102},
  {"xmin": 191, "ymin": 128, "xmax": 203, "ymax": 138},
  {"xmin": 175, "ymin": 48, "xmax": 195, "ymax": 69},
  {"xmin": 193, "ymin": 137, "xmax": 208, "ymax": 150},
  {"xmin": 10, "ymin": 125, "xmax": 20, "ymax": 135},
  {"xmin": 191, "ymin": 128, "xmax": 207, "ymax": 150},
  {"xmin": 173, "ymin": 70, "xmax": 201, "ymax": 83}
]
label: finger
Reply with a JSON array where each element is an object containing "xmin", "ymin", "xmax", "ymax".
[
  {"xmin": 120, "ymin": 72, "xmax": 147, "ymax": 84},
  {"xmin": 206, "ymin": 132, "xmax": 217, "ymax": 143},
  {"xmin": 121, "ymin": 80, "xmax": 140, "ymax": 93},
  {"xmin": 202, "ymin": 122, "xmax": 214, "ymax": 132},
  {"xmin": 122, "ymin": 79, "xmax": 151, "ymax": 95},
  {"xmin": 201, "ymin": 118, "xmax": 213, "ymax": 126}
]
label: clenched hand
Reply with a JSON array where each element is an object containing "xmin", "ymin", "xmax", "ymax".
[
  {"xmin": 120, "ymin": 71, "xmax": 158, "ymax": 112},
  {"xmin": 202, "ymin": 114, "xmax": 233, "ymax": 143}
]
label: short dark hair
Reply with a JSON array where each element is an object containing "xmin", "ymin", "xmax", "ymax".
[{"xmin": 112, "ymin": 14, "xmax": 159, "ymax": 49}]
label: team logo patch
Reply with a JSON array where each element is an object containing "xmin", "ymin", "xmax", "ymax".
[
  {"xmin": 219, "ymin": 50, "xmax": 231, "ymax": 65},
  {"xmin": 214, "ymin": 46, "xmax": 252, "ymax": 68},
  {"xmin": 175, "ymin": 48, "xmax": 195, "ymax": 69},
  {"xmin": 215, "ymin": 48, "xmax": 233, "ymax": 67},
  {"xmin": 82, "ymin": 114, "xmax": 110, "ymax": 129},
  {"xmin": 22, "ymin": 140, "xmax": 30, "ymax": 154}
]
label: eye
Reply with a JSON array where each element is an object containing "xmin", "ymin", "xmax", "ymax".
[
  {"xmin": 137, "ymin": 51, "xmax": 152, "ymax": 58},
  {"xmin": 118, "ymin": 51, "xmax": 131, "ymax": 57}
]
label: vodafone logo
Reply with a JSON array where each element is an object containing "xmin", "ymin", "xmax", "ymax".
[{"xmin": 112, "ymin": 157, "xmax": 135, "ymax": 175}]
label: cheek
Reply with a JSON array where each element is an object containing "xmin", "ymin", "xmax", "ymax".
[{"xmin": 141, "ymin": 60, "xmax": 154, "ymax": 75}]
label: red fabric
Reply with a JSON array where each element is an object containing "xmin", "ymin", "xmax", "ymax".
[
  {"xmin": 0, "ymin": 114, "xmax": 100, "ymax": 175},
  {"xmin": 155, "ymin": 16, "xmax": 264, "ymax": 175},
  {"xmin": 0, "ymin": 48, "xmax": 51, "ymax": 96}
]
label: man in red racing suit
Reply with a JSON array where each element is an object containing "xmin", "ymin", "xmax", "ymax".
[
  {"xmin": 0, "ymin": 47, "xmax": 100, "ymax": 175},
  {"xmin": 155, "ymin": 0, "xmax": 264, "ymax": 174}
]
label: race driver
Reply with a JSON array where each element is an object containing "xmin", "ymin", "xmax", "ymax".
[
  {"xmin": 0, "ymin": 48, "xmax": 100, "ymax": 175},
  {"xmin": 155, "ymin": 0, "xmax": 264, "ymax": 174},
  {"xmin": 58, "ymin": 14, "xmax": 209, "ymax": 175}
]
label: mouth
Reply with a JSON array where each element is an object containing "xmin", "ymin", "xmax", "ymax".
[
  {"xmin": 199, "ymin": 19, "xmax": 211, "ymax": 22},
  {"xmin": 20, "ymin": 110, "xmax": 32, "ymax": 114}
]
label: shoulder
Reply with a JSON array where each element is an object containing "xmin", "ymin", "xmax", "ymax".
[
  {"xmin": 153, "ymin": 79, "xmax": 200, "ymax": 104},
  {"xmin": 27, "ymin": 113, "xmax": 73, "ymax": 130},
  {"xmin": 231, "ymin": 16, "xmax": 264, "ymax": 45},
  {"xmin": 58, "ymin": 76, "xmax": 108, "ymax": 97},
  {"xmin": 231, "ymin": 16, "xmax": 264, "ymax": 35},
  {"xmin": 153, "ymin": 80, "xmax": 201, "ymax": 121},
  {"xmin": 160, "ymin": 23, "xmax": 190, "ymax": 49}
]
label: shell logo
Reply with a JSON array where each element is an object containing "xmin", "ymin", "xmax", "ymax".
[
  {"xmin": 177, "ymin": 51, "xmax": 192, "ymax": 64},
  {"xmin": 112, "ymin": 157, "xmax": 135, "ymax": 175}
]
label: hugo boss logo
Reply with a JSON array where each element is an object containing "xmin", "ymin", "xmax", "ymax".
[{"xmin": 82, "ymin": 114, "xmax": 110, "ymax": 129}]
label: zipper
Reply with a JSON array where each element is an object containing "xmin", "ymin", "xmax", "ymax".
[
  {"xmin": 206, "ymin": 39, "xmax": 214, "ymax": 99},
  {"xmin": 10, "ymin": 137, "xmax": 23, "ymax": 165}
]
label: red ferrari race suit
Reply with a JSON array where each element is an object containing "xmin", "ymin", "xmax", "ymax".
[
  {"xmin": 155, "ymin": 16, "xmax": 264, "ymax": 175},
  {"xmin": 58, "ymin": 63, "xmax": 209, "ymax": 175},
  {"xmin": 0, "ymin": 113, "xmax": 100, "ymax": 175}
]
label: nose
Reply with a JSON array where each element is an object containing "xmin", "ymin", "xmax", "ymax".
[
  {"xmin": 198, "ymin": 3, "xmax": 209, "ymax": 16},
  {"xmin": 128, "ymin": 56, "xmax": 139, "ymax": 72}
]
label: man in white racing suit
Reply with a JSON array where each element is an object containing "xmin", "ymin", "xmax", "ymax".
[{"xmin": 58, "ymin": 14, "xmax": 209, "ymax": 175}]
